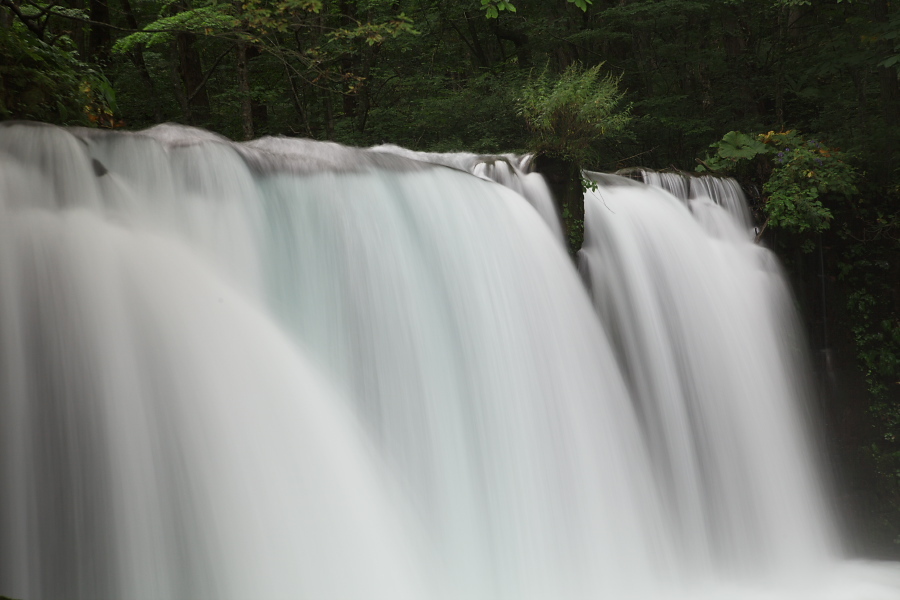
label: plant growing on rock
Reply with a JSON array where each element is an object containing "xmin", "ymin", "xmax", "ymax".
[
  {"xmin": 518, "ymin": 63, "xmax": 630, "ymax": 256},
  {"xmin": 518, "ymin": 63, "xmax": 630, "ymax": 166}
]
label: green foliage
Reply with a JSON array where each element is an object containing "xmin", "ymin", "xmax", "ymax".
[
  {"xmin": 518, "ymin": 63, "xmax": 630, "ymax": 165},
  {"xmin": 699, "ymin": 130, "xmax": 857, "ymax": 235},
  {"xmin": 480, "ymin": 0, "xmax": 591, "ymax": 19},
  {"xmin": 837, "ymin": 225, "xmax": 900, "ymax": 519},
  {"xmin": 708, "ymin": 131, "xmax": 768, "ymax": 162},
  {"xmin": 328, "ymin": 16, "xmax": 417, "ymax": 47},
  {"xmin": 113, "ymin": 7, "xmax": 240, "ymax": 53},
  {"xmin": 354, "ymin": 69, "xmax": 527, "ymax": 152},
  {"xmin": 836, "ymin": 196, "xmax": 900, "ymax": 402},
  {"xmin": 481, "ymin": 0, "xmax": 516, "ymax": 19},
  {"xmin": 113, "ymin": 0, "xmax": 414, "ymax": 72},
  {"xmin": 854, "ymin": 306, "xmax": 900, "ymax": 401},
  {"xmin": 562, "ymin": 208, "xmax": 584, "ymax": 253},
  {"xmin": 0, "ymin": 26, "xmax": 112, "ymax": 125}
]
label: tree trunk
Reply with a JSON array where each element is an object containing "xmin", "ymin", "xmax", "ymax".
[
  {"xmin": 176, "ymin": 31, "xmax": 210, "ymax": 125},
  {"xmin": 356, "ymin": 43, "xmax": 377, "ymax": 133},
  {"xmin": 873, "ymin": 0, "xmax": 899, "ymax": 179},
  {"xmin": 87, "ymin": 0, "xmax": 111, "ymax": 63},
  {"xmin": 119, "ymin": 0, "xmax": 162, "ymax": 122},
  {"xmin": 324, "ymin": 93, "xmax": 335, "ymax": 139},
  {"xmin": 169, "ymin": 42, "xmax": 191, "ymax": 122},
  {"xmin": 72, "ymin": 0, "xmax": 86, "ymax": 57},
  {"xmin": 492, "ymin": 21, "xmax": 531, "ymax": 68},
  {"xmin": 285, "ymin": 65, "xmax": 313, "ymax": 136},
  {"xmin": 463, "ymin": 11, "xmax": 490, "ymax": 68},
  {"xmin": 236, "ymin": 40, "xmax": 253, "ymax": 140},
  {"xmin": 339, "ymin": 0, "xmax": 358, "ymax": 120}
]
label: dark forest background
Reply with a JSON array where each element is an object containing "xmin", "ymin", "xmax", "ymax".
[{"xmin": 1, "ymin": 0, "xmax": 899, "ymax": 558}]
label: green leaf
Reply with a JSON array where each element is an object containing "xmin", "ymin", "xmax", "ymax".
[{"xmin": 715, "ymin": 131, "xmax": 768, "ymax": 160}]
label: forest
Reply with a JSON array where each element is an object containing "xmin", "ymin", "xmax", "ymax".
[{"xmin": 1, "ymin": 0, "xmax": 899, "ymax": 557}]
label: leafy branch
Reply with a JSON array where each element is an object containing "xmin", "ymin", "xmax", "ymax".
[{"xmin": 480, "ymin": 0, "xmax": 592, "ymax": 19}]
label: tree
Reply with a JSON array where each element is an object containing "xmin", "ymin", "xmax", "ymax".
[{"xmin": 0, "ymin": 6, "xmax": 117, "ymax": 124}]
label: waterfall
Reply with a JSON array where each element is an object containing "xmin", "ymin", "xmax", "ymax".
[
  {"xmin": 621, "ymin": 168, "xmax": 755, "ymax": 232},
  {"xmin": 370, "ymin": 144, "xmax": 564, "ymax": 243},
  {"xmin": 580, "ymin": 173, "xmax": 834, "ymax": 573},
  {"xmin": 1, "ymin": 122, "xmax": 899, "ymax": 600}
]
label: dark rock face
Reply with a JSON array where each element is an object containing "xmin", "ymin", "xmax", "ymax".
[{"xmin": 531, "ymin": 154, "xmax": 584, "ymax": 256}]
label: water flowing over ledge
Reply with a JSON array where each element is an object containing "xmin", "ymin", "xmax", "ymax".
[{"xmin": 1, "ymin": 122, "xmax": 899, "ymax": 600}]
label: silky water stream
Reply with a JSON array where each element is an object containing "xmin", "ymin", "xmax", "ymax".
[{"xmin": 0, "ymin": 122, "xmax": 899, "ymax": 600}]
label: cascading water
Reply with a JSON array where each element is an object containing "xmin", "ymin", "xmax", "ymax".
[
  {"xmin": 1, "ymin": 122, "xmax": 899, "ymax": 600},
  {"xmin": 624, "ymin": 168, "xmax": 755, "ymax": 231},
  {"xmin": 370, "ymin": 144, "xmax": 564, "ymax": 243},
  {"xmin": 581, "ymin": 173, "xmax": 833, "ymax": 573}
]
